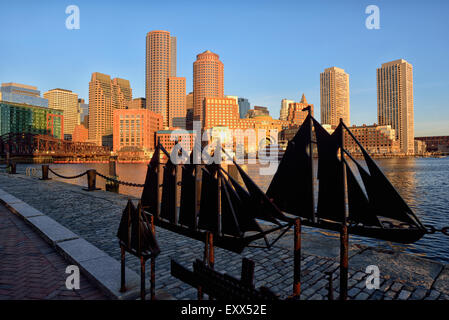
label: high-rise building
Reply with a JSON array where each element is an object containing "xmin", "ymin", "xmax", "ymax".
[
  {"xmin": 193, "ymin": 50, "xmax": 224, "ymax": 124},
  {"xmin": 287, "ymin": 94, "xmax": 314, "ymax": 126},
  {"xmin": 377, "ymin": 59, "xmax": 414, "ymax": 154},
  {"xmin": 238, "ymin": 97, "xmax": 250, "ymax": 118},
  {"xmin": 280, "ymin": 99, "xmax": 294, "ymax": 121},
  {"xmin": 168, "ymin": 77, "xmax": 186, "ymax": 128},
  {"xmin": 146, "ymin": 30, "xmax": 177, "ymax": 127},
  {"xmin": 0, "ymin": 83, "xmax": 48, "ymax": 108},
  {"xmin": 88, "ymin": 72, "xmax": 132, "ymax": 146},
  {"xmin": 320, "ymin": 67, "xmax": 350, "ymax": 126},
  {"xmin": 44, "ymin": 89, "xmax": 79, "ymax": 137},
  {"xmin": 113, "ymin": 108, "xmax": 162, "ymax": 152}
]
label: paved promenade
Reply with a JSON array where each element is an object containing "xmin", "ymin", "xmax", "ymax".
[
  {"xmin": 0, "ymin": 203, "xmax": 107, "ymax": 300},
  {"xmin": 0, "ymin": 170, "xmax": 448, "ymax": 300}
]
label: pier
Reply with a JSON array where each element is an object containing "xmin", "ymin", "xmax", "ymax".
[{"xmin": 0, "ymin": 169, "xmax": 448, "ymax": 300}]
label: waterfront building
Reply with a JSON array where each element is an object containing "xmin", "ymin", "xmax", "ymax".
[
  {"xmin": 78, "ymin": 98, "xmax": 88, "ymax": 128},
  {"xmin": 280, "ymin": 99, "xmax": 294, "ymax": 121},
  {"xmin": 287, "ymin": 94, "xmax": 314, "ymax": 126},
  {"xmin": 415, "ymin": 136, "xmax": 449, "ymax": 152},
  {"xmin": 127, "ymin": 98, "xmax": 146, "ymax": 109},
  {"xmin": 0, "ymin": 83, "xmax": 48, "ymax": 108},
  {"xmin": 203, "ymin": 97, "xmax": 240, "ymax": 129},
  {"xmin": 156, "ymin": 129, "xmax": 195, "ymax": 153},
  {"xmin": 72, "ymin": 124, "xmax": 88, "ymax": 143},
  {"xmin": 112, "ymin": 108, "xmax": 162, "ymax": 152},
  {"xmin": 193, "ymin": 50, "xmax": 224, "ymax": 124},
  {"xmin": 0, "ymin": 101, "xmax": 63, "ymax": 139},
  {"xmin": 238, "ymin": 97, "xmax": 250, "ymax": 119},
  {"xmin": 344, "ymin": 124, "xmax": 400, "ymax": 154},
  {"xmin": 414, "ymin": 139, "xmax": 427, "ymax": 155},
  {"xmin": 44, "ymin": 88, "xmax": 79, "ymax": 138},
  {"xmin": 146, "ymin": 30, "xmax": 177, "ymax": 127},
  {"xmin": 88, "ymin": 72, "xmax": 132, "ymax": 146},
  {"xmin": 377, "ymin": 59, "xmax": 414, "ymax": 154},
  {"xmin": 320, "ymin": 67, "xmax": 350, "ymax": 126},
  {"xmin": 168, "ymin": 77, "xmax": 186, "ymax": 128}
]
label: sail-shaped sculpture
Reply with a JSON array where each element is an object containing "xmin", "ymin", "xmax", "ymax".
[
  {"xmin": 140, "ymin": 144, "xmax": 292, "ymax": 254},
  {"xmin": 267, "ymin": 113, "xmax": 426, "ymax": 243}
]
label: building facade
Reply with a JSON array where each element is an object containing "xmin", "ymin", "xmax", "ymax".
[
  {"xmin": 286, "ymin": 94, "xmax": 313, "ymax": 126},
  {"xmin": 88, "ymin": 72, "xmax": 132, "ymax": 146},
  {"xmin": 0, "ymin": 101, "xmax": 63, "ymax": 139},
  {"xmin": 146, "ymin": 30, "xmax": 177, "ymax": 127},
  {"xmin": 377, "ymin": 59, "xmax": 414, "ymax": 154},
  {"xmin": 193, "ymin": 50, "xmax": 224, "ymax": 124},
  {"xmin": 72, "ymin": 124, "xmax": 88, "ymax": 143},
  {"xmin": 168, "ymin": 77, "xmax": 186, "ymax": 128},
  {"xmin": 415, "ymin": 136, "xmax": 449, "ymax": 152},
  {"xmin": 280, "ymin": 99, "xmax": 294, "ymax": 121},
  {"xmin": 44, "ymin": 88, "xmax": 79, "ymax": 137},
  {"xmin": 320, "ymin": 67, "xmax": 350, "ymax": 126},
  {"xmin": 127, "ymin": 98, "xmax": 146, "ymax": 109},
  {"xmin": 156, "ymin": 129, "xmax": 195, "ymax": 153},
  {"xmin": 0, "ymin": 83, "xmax": 48, "ymax": 108},
  {"xmin": 78, "ymin": 98, "xmax": 88, "ymax": 128},
  {"xmin": 344, "ymin": 124, "xmax": 400, "ymax": 154},
  {"xmin": 112, "ymin": 108, "xmax": 162, "ymax": 152},
  {"xmin": 238, "ymin": 97, "xmax": 250, "ymax": 118}
]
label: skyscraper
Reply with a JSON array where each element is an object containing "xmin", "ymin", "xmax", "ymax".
[
  {"xmin": 88, "ymin": 72, "xmax": 132, "ymax": 146},
  {"xmin": 377, "ymin": 59, "xmax": 414, "ymax": 154},
  {"xmin": 44, "ymin": 88, "xmax": 79, "ymax": 137},
  {"xmin": 193, "ymin": 50, "xmax": 224, "ymax": 124},
  {"xmin": 280, "ymin": 99, "xmax": 294, "ymax": 121},
  {"xmin": 238, "ymin": 97, "xmax": 250, "ymax": 118},
  {"xmin": 287, "ymin": 94, "xmax": 314, "ymax": 126},
  {"xmin": 0, "ymin": 83, "xmax": 48, "ymax": 108},
  {"xmin": 146, "ymin": 30, "xmax": 177, "ymax": 127},
  {"xmin": 320, "ymin": 67, "xmax": 350, "ymax": 126},
  {"xmin": 168, "ymin": 77, "xmax": 186, "ymax": 128}
]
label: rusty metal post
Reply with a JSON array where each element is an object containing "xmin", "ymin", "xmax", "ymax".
[
  {"xmin": 194, "ymin": 165, "xmax": 202, "ymax": 230},
  {"xmin": 41, "ymin": 165, "xmax": 51, "ymax": 180},
  {"xmin": 157, "ymin": 162, "xmax": 163, "ymax": 219},
  {"xmin": 208, "ymin": 232, "xmax": 214, "ymax": 270},
  {"xmin": 84, "ymin": 169, "xmax": 98, "ymax": 191},
  {"xmin": 150, "ymin": 215, "xmax": 156, "ymax": 300},
  {"xmin": 174, "ymin": 164, "xmax": 181, "ymax": 225},
  {"xmin": 339, "ymin": 118, "xmax": 349, "ymax": 301},
  {"xmin": 241, "ymin": 258, "xmax": 255, "ymax": 288},
  {"xmin": 120, "ymin": 246, "xmax": 126, "ymax": 292},
  {"xmin": 293, "ymin": 218, "xmax": 301, "ymax": 299},
  {"xmin": 198, "ymin": 232, "xmax": 209, "ymax": 300},
  {"xmin": 8, "ymin": 161, "xmax": 16, "ymax": 174},
  {"xmin": 326, "ymin": 271, "xmax": 334, "ymax": 300},
  {"xmin": 106, "ymin": 157, "xmax": 119, "ymax": 193},
  {"xmin": 140, "ymin": 256, "xmax": 146, "ymax": 301}
]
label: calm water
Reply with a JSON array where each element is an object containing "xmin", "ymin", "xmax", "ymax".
[{"xmin": 21, "ymin": 157, "xmax": 449, "ymax": 263}]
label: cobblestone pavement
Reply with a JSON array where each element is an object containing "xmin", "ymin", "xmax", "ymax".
[
  {"xmin": 0, "ymin": 202, "xmax": 108, "ymax": 300},
  {"xmin": 0, "ymin": 171, "xmax": 448, "ymax": 300}
]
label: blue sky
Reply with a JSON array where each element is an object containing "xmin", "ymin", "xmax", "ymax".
[{"xmin": 1, "ymin": 0, "xmax": 448, "ymax": 135}]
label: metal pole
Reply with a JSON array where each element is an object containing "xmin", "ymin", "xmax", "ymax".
[
  {"xmin": 308, "ymin": 107, "xmax": 316, "ymax": 222},
  {"xmin": 194, "ymin": 165, "xmax": 202, "ymax": 230},
  {"xmin": 217, "ymin": 170, "xmax": 222, "ymax": 236},
  {"xmin": 339, "ymin": 118, "xmax": 349, "ymax": 301},
  {"xmin": 120, "ymin": 246, "xmax": 126, "ymax": 292},
  {"xmin": 157, "ymin": 163, "xmax": 163, "ymax": 219},
  {"xmin": 150, "ymin": 215, "xmax": 156, "ymax": 300},
  {"xmin": 174, "ymin": 164, "xmax": 181, "ymax": 225},
  {"xmin": 198, "ymin": 232, "xmax": 209, "ymax": 300},
  {"xmin": 326, "ymin": 271, "xmax": 334, "ymax": 300},
  {"xmin": 293, "ymin": 218, "xmax": 301, "ymax": 298},
  {"xmin": 41, "ymin": 165, "xmax": 51, "ymax": 180},
  {"xmin": 208, "ymin": 232, "xmax": 214, "ymax": 270},
  {"xmin": 140, "ymin": 256, "xmax": 146, "ymax": 301}
]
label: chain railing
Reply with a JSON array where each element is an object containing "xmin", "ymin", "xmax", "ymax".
[{"xmin": 96, "ymin": 171, "xmax": 145, "ymax": 188}]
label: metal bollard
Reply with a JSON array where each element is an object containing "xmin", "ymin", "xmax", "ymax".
[
  {"xmin": 8, "ymin": 161, "xmax": 16, "ymax": 174},
  {"xmin": 326, "ymin": 271, "xmax": 334, "ymax": 300},
  {"xmin": 40, "ymin": 165, "xmax": 51, "ymax": 180},
  {"xmin": 83, "ymin": 169, "xmax": 99, "ymax": 191},
  {"xmin": 106, "ymin": 158, "xmax": 119, "ymax": 193}
]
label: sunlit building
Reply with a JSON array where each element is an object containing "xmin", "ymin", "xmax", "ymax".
[
  {"xmin": 44, "ymin": 88, "xmax": 79, "ymax": 137},
  {"xmin": 72, "ymin": 124, "xmax": 88, "ymax": 143},
  {"xmin": 112, "ymin": 108, "xmax": 162, "ymax": 152},
  {"xmin": 377, "ymin": 59, "xmax": 414, "ymax": 154},
  {"xmin": 280, "ymin": 99, "xmax": 294, "ymax": 121},
  {"xmin": 0, "ymin": 83, "xmax": 48, "ymax": 108},
  {"xmin": 287, "ymin": 94, "xmax": 314, "ymax": 126},
  {"xmin": 168, "ymin": 77, "xmax": 186, "ymax": 128},
  {"xmin": 127, "ymin": 98, "xmax": 146, "ymax": 109},
  {"xmin": 88, "ymin": 72, "xmax": 132, "ymax": 146},
  {"xmin": 344, "ymin": 124, "xmax": 400, "ymax": 154},
  {"xmin": 193, "ymin": 50, "xmax": 224, "ymax": 124},
  {"xmin": 320, "ymin": 67, "xmax": 350, "ymax": 126}
]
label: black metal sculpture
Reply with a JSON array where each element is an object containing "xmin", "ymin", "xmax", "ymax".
[{"xmin": 117, "ymin": 200, "xmax": 160, "ymax": 300}]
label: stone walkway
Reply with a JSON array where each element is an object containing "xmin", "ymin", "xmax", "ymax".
[
  {"xmin": 0, "ymin": 171, "xmax": 448, "ymax": 300},
  {"xmin": 0, "ymin": 202, "xmax": 107, "ymax": 300}
]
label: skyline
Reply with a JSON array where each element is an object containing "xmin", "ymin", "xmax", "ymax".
[{"xmin": 1, "ymin": 0, "xmax": 449, "ymax": 136}]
